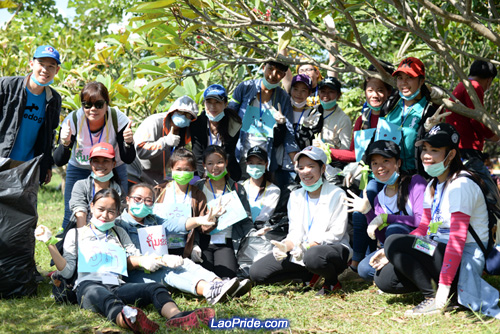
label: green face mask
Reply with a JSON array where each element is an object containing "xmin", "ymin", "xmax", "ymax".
[
  {"xmin": 172, "ymin": 171, "xmax": 194, "ymax": 185},
  {"xmin": 207, "ymin": 168, "xmax": 228, "ymax": 181}
]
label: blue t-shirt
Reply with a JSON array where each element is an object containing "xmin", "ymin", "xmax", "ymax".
[{"xmin": 10, "ymin": 87, "xmax": 46, "ymax": 161}]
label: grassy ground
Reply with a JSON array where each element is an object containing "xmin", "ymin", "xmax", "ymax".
[{"xmin": 2, "ymin": 174, "xmax": 500, "ymax": 333}]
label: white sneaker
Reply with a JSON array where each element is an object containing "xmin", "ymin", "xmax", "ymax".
[{"xmin": 203, "ymin": 278, "xmax": 239, "ymax": 305}]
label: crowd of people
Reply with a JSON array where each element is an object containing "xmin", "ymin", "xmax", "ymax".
[{"xmin": 2, "ymin": 44, "xmax": 500, "ymax": 332}]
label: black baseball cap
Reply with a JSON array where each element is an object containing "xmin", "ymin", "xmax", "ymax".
[
  {"xmin": 366, "ymin": 140, "xmax": 400, "ymax": 164},
  {"xmin": 415, "ymin": 123, "xmax": 460, "ymax": 148},
  {"xmin": 318, "ymin": 77, "xmax": 341, "ymax": 92},
  {"xmin": 247, "ymin": 146, "xmax": 268, "ymax": 162}
]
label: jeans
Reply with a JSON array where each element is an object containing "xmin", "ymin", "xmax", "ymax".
[
  {"xmin": 358, "ymin": 224, "xmax": 414, "ymax": 282},
  {"xmin": 352, "ymin": 178, "xmax": 384, "ymax": 263},
  {"xmin": 63, "ymin": 163, "xmax": 128, "ymax": 229},
  {"xmin": 76, "ymin": 280, "xmax": 173, "ymax": 323},
  {"xmin": 125, "ymin": 259, "xmax": 218, "ymax": 295}
]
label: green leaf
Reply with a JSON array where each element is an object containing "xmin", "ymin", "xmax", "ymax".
[
  {"xmin": 129, "ymin": 0, "xmax": 176, "ymax": 12},
  {"xmin": 183, "ymin": 76, "xmax": 197, "ymax": 98},
  {"xmin": 136, "ymin": 64, "xmax": 168, "ymax": 75},
  {"xmin": 277, "ymin": 29, "xmax": 292, "ymax": 56},
  {"xmin": 133, "ymin": 21, "xmax": 165, "ymax": 34}
]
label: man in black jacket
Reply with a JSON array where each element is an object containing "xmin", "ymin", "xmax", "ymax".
[{"xmin": 0, "ymin": 45, "xmax": 62, "ymax": 184}]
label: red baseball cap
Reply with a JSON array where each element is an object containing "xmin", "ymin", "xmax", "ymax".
[
  {"xmin": 90, "ymin": 142, "xmax": 115, "ymax": 159},
  {"xmin": 393, "ymin": 57, "xmax": 425, "ymax": 78}
]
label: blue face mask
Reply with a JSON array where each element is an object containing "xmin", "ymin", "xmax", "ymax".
[
  {"xmin": 423, "ymin": 152, "xmax": 451, "ymax": 177},
  {"xmin": 91, "ymin": 171, "xmax": 114, "ymax": 182},
  {"xmin": 31, "ymin": 75, "xmax": 53, "ymax": 87},
  {"xmin": 374, "ymin": 170, "xmax": 400, "ymax": 185},
  {"xmin": 367, "ymin": 101, "xmax": 382, "ymax": 111},
  {"xmin": 262, "ymin": 77, "xmax": 280, "ymax": 90},
  {"xmin": 129, "ymin": 202, "xmax": 153, "ymax": 218},
  {"xmin": 247, "ymin": 164, "xmax": 266, "ymax": 180},
  {"xmin": 207, "ymin": 111, "xmax": 225, "ymax": 122},
  {"xmin": 171, "ymin": 112, "xmax": 191, "ymax": 128},
  {"xmin": 300, "ymin": 177, "xmax": 323, "ymax": 193},
  {"xmin": 399, "ymin": 88, "xmax": 421, "ymax": 101},
  {"xmin": 320, "ymin": 99, "xmax": 337, "ymax": 110},
  {"xmin": 91, "ymin": 216, "xmax": 115, "ymax": 232}
]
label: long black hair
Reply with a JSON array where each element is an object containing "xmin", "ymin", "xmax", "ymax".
[
  {"xmin": 92, "ymin": 188, "xmax": 121, "ymax": 213},
  {"xmin": 203, "ymin": 145, "xmax": 231, "ymax": 182}
]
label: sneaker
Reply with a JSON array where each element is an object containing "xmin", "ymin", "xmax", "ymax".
[
  {"xmin": 338, "ymin": 266, "xmax": 363, "ymax": 283},
  {"xmin": 315, "ymin": 282, "xmax": 342, "ymax": 296},
  {"xmin": 231, "ymin": 279, "xmax": 252, "ymax": 298},
  {"xmin": 121, "ymin": 306, "xmax": 159, "ymax": 334},
  {"xmin": 203, "ymin": 278, "xmax": 239, "ymax": 305},
  {"xmin": 165, "ymin": 308, "xmax": 215, "ymax": 329},
  {"xmin": 404, "ymin": 298, "xmax": 441, "ymax": 316}
]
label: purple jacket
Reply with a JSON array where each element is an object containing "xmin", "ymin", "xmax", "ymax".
[{"xmin": 366, "ymin": 174, "xmax": 426, "ymax": 243}]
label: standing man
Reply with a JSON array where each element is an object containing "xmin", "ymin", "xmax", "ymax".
[
  {"xmin": 446, "ymin": 60, "xmax": 499, "ymax": 199},
  {"xmin": 0, "ymin": 45, "xmax": 62, "ymax": 184}
]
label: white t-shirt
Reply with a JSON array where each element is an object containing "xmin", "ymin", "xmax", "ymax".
[
  {"xmin": 423, "ymin": 172, "xmax": 489, "ymax": 243},
  {"xmin": 65, "ymin": 107, "xmax": 130, "ymax": 169},
  {"xmin": 377, "ymin": 185, "xmax": 413, "ymax": 216},
  {"xmin": 243, "ymin": 180, "xmax": 280, "ymax": 222},
  {"xmin": 321, "ymin": 105, "xmax": 352, "ymax": 149}
]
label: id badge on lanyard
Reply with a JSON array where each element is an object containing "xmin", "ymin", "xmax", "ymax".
[{"xmin": 412, "ymin": 236, "xmax": 438, "ymax": 256}]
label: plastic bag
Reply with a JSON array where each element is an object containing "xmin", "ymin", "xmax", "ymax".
[{"xmin": 0, "ymin": 156, "xmax": 42, "ymax": 298}]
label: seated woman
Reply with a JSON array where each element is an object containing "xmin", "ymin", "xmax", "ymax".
[
  {"xmin": 344, "ymin": 140, "xmax": 426, "ymax": 282},
  {"xmin": 240, "ymin": 146, "xmax": 280, "ymax": 227},
  {"xmin": 117, "ymin": 182, "xmax": 251, "ymax": 304},
  {"xmin": 372, "ymin": 124, "xmax": 500, "ymax": 318},
  {"xmin": 69, "ymin": 142, "xmax": 124, "ymax": 228},
  {"xmin": 249, "ymin": 146, "xmax": 351, "ymax": 295},
  {"xmin": 37, "ymin": 188, "xmax": 214, "ymax": 332},
  {"xmin": 193, "ymin": 145, "xmax": 254, "ymax": 278}
]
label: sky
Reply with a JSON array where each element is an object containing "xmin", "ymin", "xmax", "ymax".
[{"xmin": 0, "ymin": 0, "xmax": 76, "ymax": 26}]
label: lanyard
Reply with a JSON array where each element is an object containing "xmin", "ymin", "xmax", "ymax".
[
  {"xmin": 323, "ymin": 105, "xmax": 337, "ymax": 121},
  {"xmin": 173, "ymin": 183, "xmax": 190, "ymax": 203},
  {"xmin": 399, "ymin": 102, "xmax": 415, "ymax": 129},
  {"xmin": 431, "ymin": 184, "xmax": 446, "ymax": 221},
  {"xmin": 90, "ymin": 224, "xmax": 109, "ymax": 242},
  {"xmin": 306, "ymin": 192, "xmax": 315, "ymax": 233},
  {"xmin": 209, "ymin": 180, "xmax": 227, "ymax": 201},
  {"xmin": 294, "ymin": 108, "xmax": 306, "ymax": 134},
  {"xmin": 244, "ymin": 179, "xmax": 267, "ymax": 202},
  {"xmin": 87, "ymin": 119, "xmax": 104, "ymax": 146},
  {"xmin": 258, "ymin": 89, "xmax": 275, "ymax": 121}
]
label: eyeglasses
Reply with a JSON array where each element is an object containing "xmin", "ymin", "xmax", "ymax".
[
  {"xmin": 82, "ymin": 100, "xmax": 106, "ymax": 109},
  {"xmin": 130, "ymin": 196, "xmax": 154, "ymax": 206},
  {"xmin": 299, "ymin": 68, "xmax": 315, "ymax": 74}
]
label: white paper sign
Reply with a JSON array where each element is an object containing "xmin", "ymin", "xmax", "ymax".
[
  {"xmin": 137, "ymin": 225, "xmax": 169, "ymax": 256},
  {"xmin": 207, "ymin": 190, "xmax": 248, "ymax": 235},
  {"xmin": 78, "ymin": 240, "xmax": 127, "ymax": 276}
]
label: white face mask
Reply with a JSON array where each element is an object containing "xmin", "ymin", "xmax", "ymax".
[{"xmin": 291, "ymin": 97, "xmax": 307, "ymax": 108}]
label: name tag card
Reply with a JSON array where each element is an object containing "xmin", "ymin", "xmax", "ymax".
[
  {"xmin": 137, "ymin": 225, "xmax": 168, "ymax": 256},
  {"xmin": 78, "ymin": 241, "xmax": 127, "ymax": 276}
]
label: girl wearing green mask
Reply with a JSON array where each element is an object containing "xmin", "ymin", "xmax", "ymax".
[
  {"xmin": 250, "ymin": 146, "xmax": 351, "ymax": 295},
  {"xmin": 240, "ymin": 146, "xmax": 280, "ymax": 226},
  {"xmin": 69, "ymin": 142, "xmax": 124, "ymax": 228},
  {"xmin": 193, "ymin": 145, "xmax": 254, "ymax": 278},
  {"xmin": 153, "ymin": 148, "xmax": 211, "ymax": 257}
]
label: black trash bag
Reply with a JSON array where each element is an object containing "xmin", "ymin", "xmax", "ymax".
[{"xmin": 0, "ymin": 156, "xmax": 42, "ymax": 298}]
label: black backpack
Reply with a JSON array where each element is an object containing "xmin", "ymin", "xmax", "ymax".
[{"xmin": 460, "ymin": 174, "xmax": 500, "ymax": 275}]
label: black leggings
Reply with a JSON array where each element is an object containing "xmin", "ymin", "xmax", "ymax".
[
  {"xmin": 374, "ymin": 234, "xmax": 458, "ymax": 298},
  {"xmin": 250, "ymin": 244, "xmax": 350, "ymax": 285},
  {"xmin": 201, "ymin": 240, "xmax": 238, "ymax": 278}
]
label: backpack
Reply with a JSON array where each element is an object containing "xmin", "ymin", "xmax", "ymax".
[
  {"xmin": 460, "ymin": 174, "xmax": 500, "ymax": 275},
  {"xmin": 51, "ymin": 226, "xmax": 123, "ymax": 304}
]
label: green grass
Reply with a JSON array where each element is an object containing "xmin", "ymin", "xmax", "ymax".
[{"xmin": 2, "ymin": 175, "xmax": 500, "ymax": 333}]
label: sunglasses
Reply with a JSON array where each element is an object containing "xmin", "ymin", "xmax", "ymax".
[{"xmin": 82, "ymin": 100, "xmax": 106, "ymax": 109}]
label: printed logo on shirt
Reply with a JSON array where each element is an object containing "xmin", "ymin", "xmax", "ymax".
[{"xmin": 24, "ymin": 103, "xmax": 44, "ymax": 124}]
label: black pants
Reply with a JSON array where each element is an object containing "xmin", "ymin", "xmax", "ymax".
[
  {"xmin": 77, "ymin": 281, "xmax": 173, "ymax": 323},
  {"xmin": 200, "ymin": 240, "xmax": 238, "ymax": 278},
  {"xmin": 250, "ymin": 244, "xmax": 349, "ymax": 285},
  {"xmin": 374, "ymin": 234, "xmax": 458, "ymax": 298}
]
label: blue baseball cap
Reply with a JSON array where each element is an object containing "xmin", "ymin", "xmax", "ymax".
[
  {"xmin": 33, "ymin": 45, "xmax": 61, "ymax": 65},
  {"xmin": 204, "ymin": 84, "xmax": 227, "ymax": 102}
]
